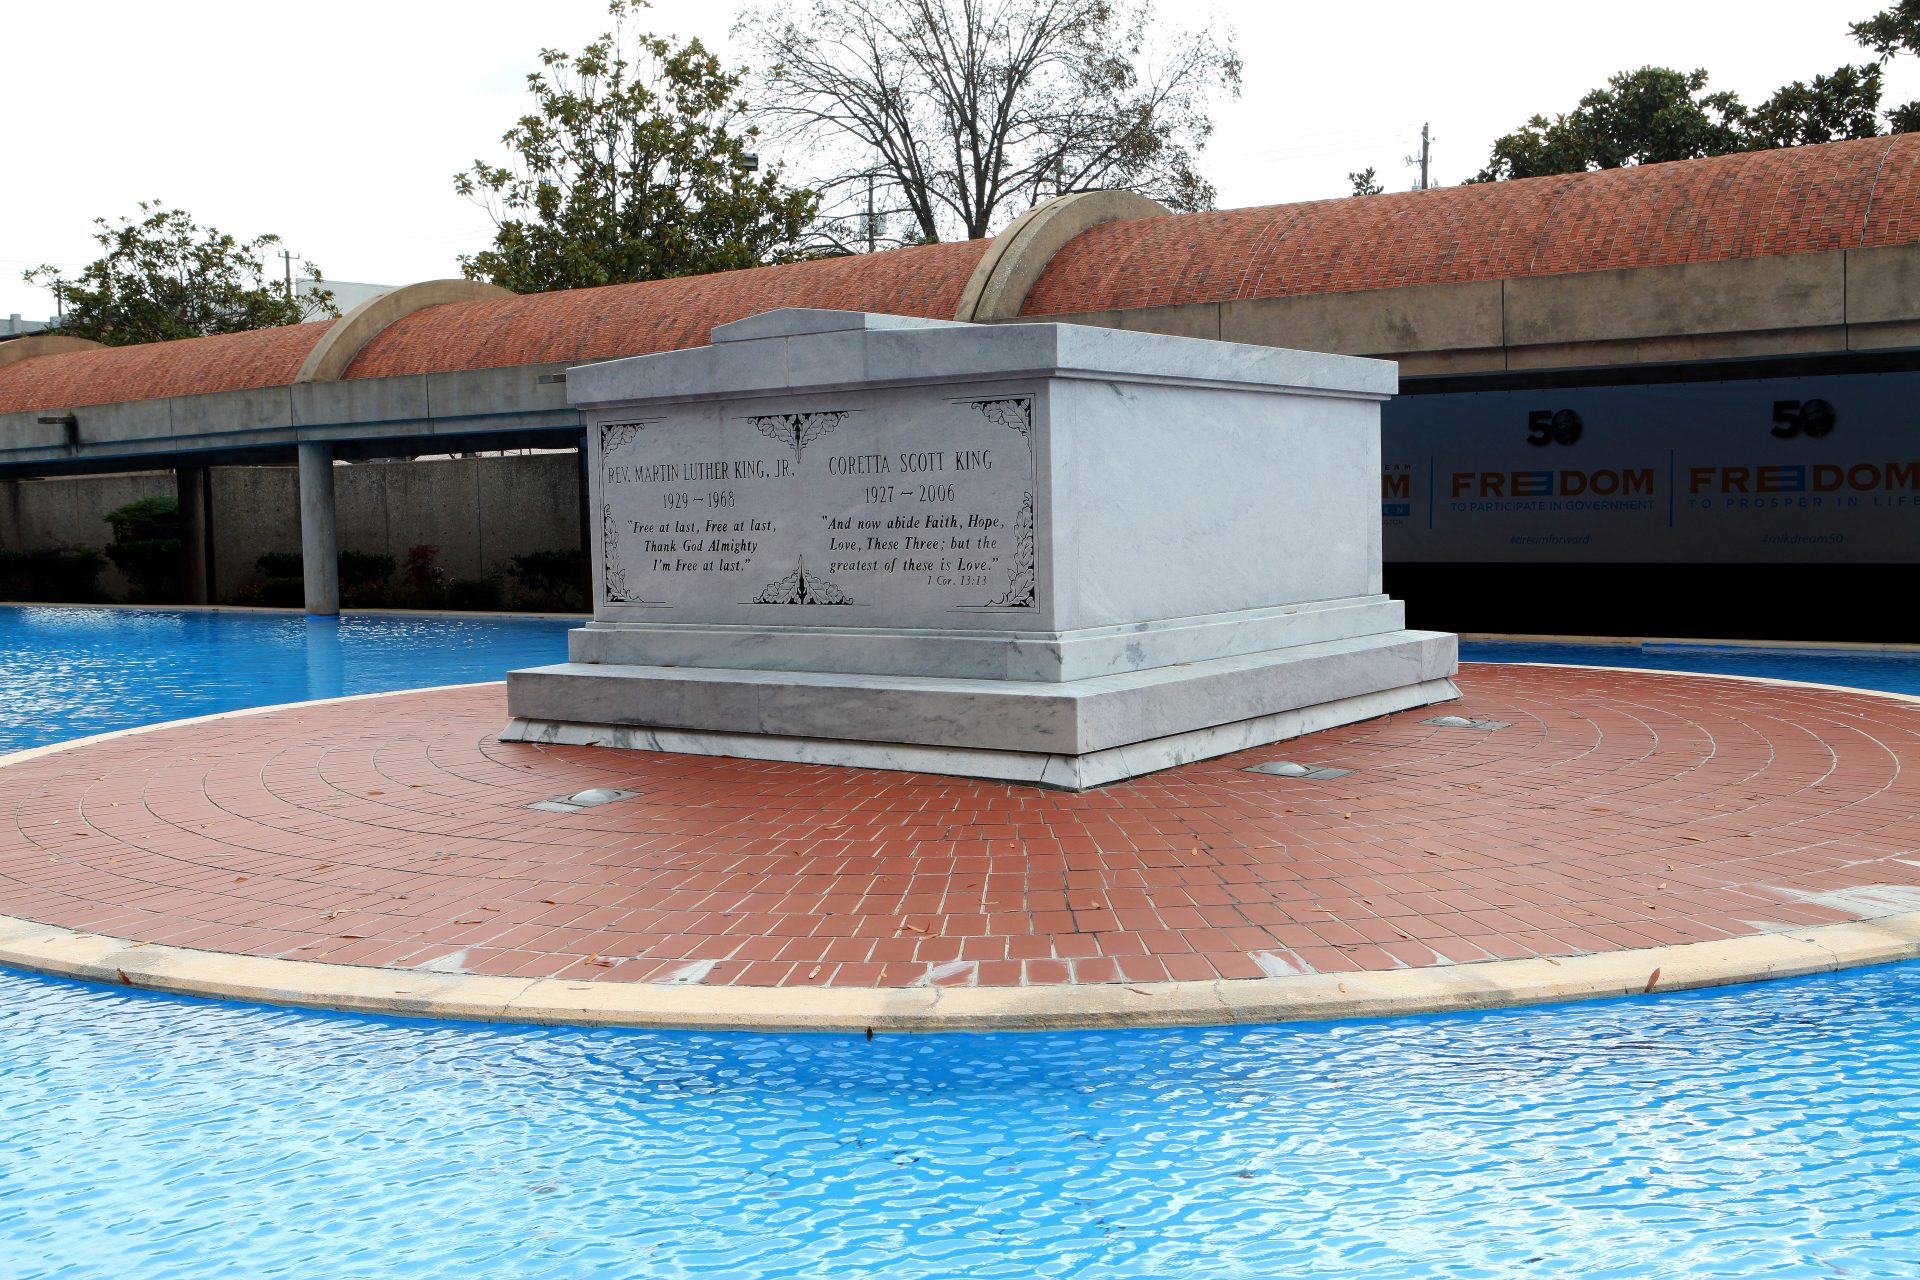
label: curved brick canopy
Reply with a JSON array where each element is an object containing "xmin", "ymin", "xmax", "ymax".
[
  {"xmin": 0, "ymin": 322, "xmax": 330, "ymax": 416},
  {"xmin": 341, "ymin": 239, "xmax": 993, "ymax": 380},
  {"xmin": 0, "ymin": 242, "xmax": 991, "ymax": 416},
  {"xmin": 1020, "ymin": 133, "xmax": 1920, "ymax": 313},
  {"xmin": 4, "ymin": 134, "xmax": 1919, "ymax": 415}
]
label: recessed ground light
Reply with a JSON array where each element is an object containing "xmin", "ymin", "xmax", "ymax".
[
  {"xmin": 1244, "ymin": 761, "xmax": 1353, "ymax": 780},
  {"xmin": 526, "ymin": 787, "xmax": 640, "ymax": 813},
  {"xmin": 1423, "ymin": 716, "xmax": 1513, "ymax": 731}
]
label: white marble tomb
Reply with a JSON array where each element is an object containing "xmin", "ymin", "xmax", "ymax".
[{"xmin": 500, "ymin": 308, "xmax": 1459, "ymax": 788}]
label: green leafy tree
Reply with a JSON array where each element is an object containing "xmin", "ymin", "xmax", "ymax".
[
  {"xmin": 737, "ymin": 0, "xmax": 1241, "ymax": 248},
  {"xmin": 457, "ymin": 0, "xmax": 818, "ymax": 292},
  {"xmin": 102, "ymin": 496, "xmax": 181, "ymax": 602},
  {"xmin": 1746, "ymin": 63, "xmax": 1887, "ymax": 148},
  {"xmin": 1472, "ymin": 58, "xmax": 1893, "ymax": 183},
  {"xmin": 24, "ymin": 204, "xmax": 334, "ymax": 347},
  {"xmin": 1472, "ymin": 67, "xmax": 1749, "ymax": 181},
  {"xmin": 1348, "ymin": 167, "xmax": 1383, "ymax": 196},
  {"xmin": 1851, "ymin": 2, "xmax": 1920, "ymax": 130}
]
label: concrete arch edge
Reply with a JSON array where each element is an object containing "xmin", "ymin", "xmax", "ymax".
[
  {"xmin": 296, "ymin": 278, "xmax": 511, "ymax": 383},
  {"xmin": 0, "ymin": 334, "xmax": 104, "ymax": 371},
  {"xmin": 953, "ymin": 190, "xmax": 1170, "ymax": 324}
]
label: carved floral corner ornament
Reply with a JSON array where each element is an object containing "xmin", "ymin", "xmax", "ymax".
[
  {"xmin": 750, "ymin": 561, "xmax": 854, "ymax": 605},
  {"xmin": 748, "ymin": 411, "xmax": 849, "ymax": 463},
  {"xmin": 971, "ymin": 397, "xmax": 1036, "ymax": 609}
]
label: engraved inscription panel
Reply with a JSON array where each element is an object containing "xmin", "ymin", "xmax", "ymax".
[{"xmin": 597, "ymin": 392, "xmax": 1037, "ymax": 620}]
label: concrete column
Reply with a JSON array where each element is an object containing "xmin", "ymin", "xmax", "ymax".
[
  {"xmin": 175, "ymin": 465, "xmax": 212, "ymax": 604},
  {"xmin": 575, "ymin": 432, "xmax": 592, "ymax": 558},
  {"xmin": 297, "ymin": 442, "xmax": 339, "ymax": 616}
]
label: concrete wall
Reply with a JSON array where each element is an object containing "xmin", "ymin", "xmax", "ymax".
[
  {"xmin": 0, "ymin": 453, "xmax": 583, "ymax": 603},
  {"xmin": 0, "ymin": 471, "xmax": 171, "ymax": 598}
]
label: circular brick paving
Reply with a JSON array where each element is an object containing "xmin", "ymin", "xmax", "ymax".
[{"xmin": 4, "ymin": 664, "xmax": 1919, "ymax": 996}]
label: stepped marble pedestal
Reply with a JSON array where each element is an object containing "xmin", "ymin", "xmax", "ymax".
[{"xmin": 501, "ymin": 308, "xmax": 1458, "ymax": 788}]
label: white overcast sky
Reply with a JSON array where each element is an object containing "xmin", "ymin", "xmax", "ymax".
[{"xmin": 3, "ymin": 0, "xmax": 1912, "ymax": 320}]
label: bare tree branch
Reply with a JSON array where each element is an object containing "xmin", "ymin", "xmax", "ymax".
[{"xmin": 736, "ymin": 0, "xmax": 1240, "ymax": 244}]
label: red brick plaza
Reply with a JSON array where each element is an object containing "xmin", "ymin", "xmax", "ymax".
[{"xmin": 4, "ymin": 663, "xmax": 1918, "ymax": 993}]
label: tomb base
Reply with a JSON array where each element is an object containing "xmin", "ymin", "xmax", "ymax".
[
  {"xmin": 503, "ymin": 307, "xmax": 1461, "ymax": 790},
  {"xmin": 501, "ymin": 628, "xmax": 1457, "ymax": 789}
]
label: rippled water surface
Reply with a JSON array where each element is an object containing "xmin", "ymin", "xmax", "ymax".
[
  {"xmin": 0, "ymin": 606, "xmax": 572, "ymax": 752},
  {"xmin": 1462, "ymin": 638, "xmax": 1920, "ymax": 696},
  {"xmin": 3, "ymin": 967, "xmax": 1918, "ymax": 1279},
  {"xmin": 2, "ymin": 610, "xmax": 1918, "ymax": 1277}
]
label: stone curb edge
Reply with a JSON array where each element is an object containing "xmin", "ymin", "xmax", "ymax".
[{"xmin": 2, "ymin": 910, "xmax": 1915, "ymax": 1034}]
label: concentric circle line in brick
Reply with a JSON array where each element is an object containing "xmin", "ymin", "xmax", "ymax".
[
  {"xmin": 4, "ymin": 663, "xmax": 1920, "ymax": 1023},
  {"xmin": 1512, "ymin": 664, "xmax": 1915, "ymax": 840},
  {"xmin": 1470, "ymin": 667, "xmax": 1896, "ymax": 836}
]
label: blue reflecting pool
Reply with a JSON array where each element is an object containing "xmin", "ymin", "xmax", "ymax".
[
  {"xmin": 3, "ymin": 961, "xmax": 1917, "ymax": 1278},
  {"xmin": 0, "ymin": 605, "xmax": 573, "ymax": 753},
  {"xmin": 1463, "ymin": 637, "xmax": 1920, "ymax": 697},
  {"xmin": 2, "ymin": 609, "xmax": 1917, "ymax": 1278}
]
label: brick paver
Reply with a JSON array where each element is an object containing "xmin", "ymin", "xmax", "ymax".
[{"xmin": 4, "ymin": 664, "xmax": 1918, "ymax": 991}]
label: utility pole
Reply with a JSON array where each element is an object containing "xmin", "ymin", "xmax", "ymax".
[
  {"xmin": 281, "ymin": 249, "xmax": 294, "ymax": 302},
  {"xmin": 866, "ymin": 173, "xmax": 877, "ymax": 254},
  {"xmin": 1419, "ymin": 123, "xmax": 1431, "ymax": 191}
]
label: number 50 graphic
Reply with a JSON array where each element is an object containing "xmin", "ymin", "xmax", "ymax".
[
  {"xmin": 1525, "ymin": 408, "xmax": 1584, "ymax": 446},
  {"xmin": 1771, "ymin": 399, "xmax": 1837, "ymax": 438}
]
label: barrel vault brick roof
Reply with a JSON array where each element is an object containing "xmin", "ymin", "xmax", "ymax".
[
  {"xmin": 0, "ymin": 322, "xmax": 330, "ymax": 416},
  {"xmin": 342, "ymin": 239, "xmax": 992, "ymax": 380},
  {"xmin": 4, "ymin": 135, "xmax": 1918, "ymax": 415},
  {"xmin": 1020, "ymin": 133, "xmax": 1920, "ymax": 314}
]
